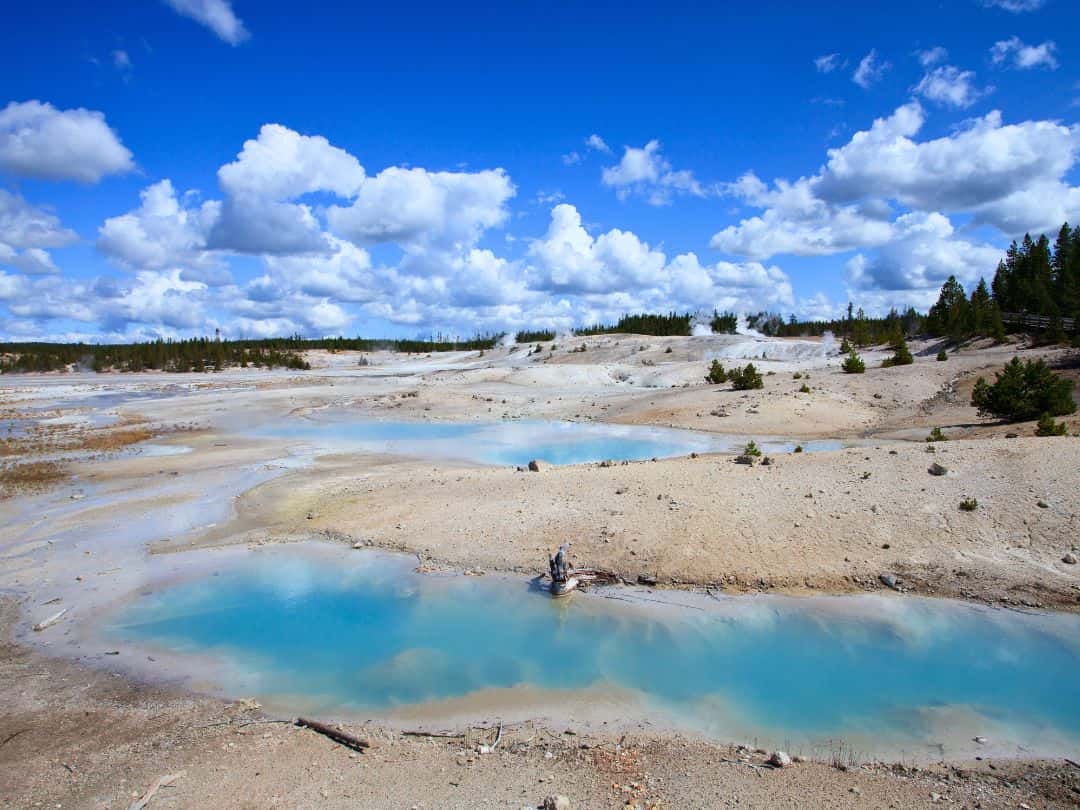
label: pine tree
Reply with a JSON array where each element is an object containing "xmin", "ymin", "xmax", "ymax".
[
  {"xmin": 969, "ymin": 278, "xmax": 993, "ymax": 336},
  {"xmin": 926, "ymin": 276, "xmax": 969, "ymax": 341}
]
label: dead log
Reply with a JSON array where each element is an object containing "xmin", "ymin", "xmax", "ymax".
[{"xmin": 295, "ymin": 717, "xmax": 371, "ymax": 752}]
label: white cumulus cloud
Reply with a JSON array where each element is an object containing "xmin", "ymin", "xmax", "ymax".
[
  {"xmin": 98, "ymin": 180, "xmax": 222, "ymax": 277},
  {"xmin": 327, "ymin": 166, "xmax": 514, "ymax": 251},
  {"xmin": 989, "ymin": 37, "xmax": 1058, "ymax": 70},
  {"xmin": 208, "ymin": 124, "xmax": 366, "ymax": 255},
  {"xmin": 162, "ymin": 0, "xmax": 249, "ymax": 45},
  {"xmin": 601, "ymin": 140, "xmax": 706, "ymax": 205},
  {"xmin": 0, "ymin": 101, "xmax": 134, "ymax": 183},
  {"xmin": 914, "ymin": 65, "xmax": 990, "ymax": 108},
  {"xmin": 814, "ymin": 53, "xmax": 843, "ymax": 73},
  {"xmin": 586, "ymin": 134, "xmax": 611, "ymax": 153},
  {"xmin": 980, "ymin": 0, "xmax": 1045, "ymax": 12},
  {"xmin": 0, "ymin": 190, "xmax": 77, "ymax": 276},
  {"xmin": 853, "ymin": 49, "xmax": 889, "ymax": 89}
]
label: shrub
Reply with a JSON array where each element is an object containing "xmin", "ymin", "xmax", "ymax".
[
  {"xmin": 1035, "ymin": 412, "xmax": 1068, "ymax": 436},
  {"xmin": 839, "ymin": 337, "xmax": 852, "ymax": 354},
  {"xmin": 970, "ymin": 357, "xmax": 1076, "ymax": 421},
  {"xmin": 743, "ymin": 440, "xmax": 762, "ymax": 458},
  {"xmin": 793, "ymin": 372, "xmax": 803, "ymax": 379},
  {"xmin": 793, "ymin": 444, "xmax": 803, "ymax": 453},
  {"xmin": 799, "ymin": 383, "xmax": 811, "ymax": 394},
  {"xmin": 936, "ymin": 349, "xmax": 948, "ymax": 362},
  {"xmin": 730, "ymin": 363, "xmax": 764, "ymax": 390},
  {"xmin": 881, "ymin": 336, "xmax": 914, "ymax": 368},
  {"xmin": 926, "ymin": 427, "xmax": 948, "ymax": 443},
  {"xmin": 959, "ymin": 498, "xmax": 978, "ymax": 512},
  {"xmin": 842, "ymin": 350, "xmax": 865, "ymax": 374},
  {"xmin": 705, "ymin": 360, "xmax": 728, "ymax": 384}
]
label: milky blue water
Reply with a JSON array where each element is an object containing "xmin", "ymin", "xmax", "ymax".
[
  {"xmin": 107, "ymin": 549, "xmax": 1080, "ymax": 757},
  {"xmin": 254, "ymin": 417, "xmax": 843, "ymax": 466}
]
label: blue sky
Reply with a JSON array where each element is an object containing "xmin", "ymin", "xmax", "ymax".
[{"xmin": 0, "ymin": 0, "xmax": 1077, "ymax": 341}]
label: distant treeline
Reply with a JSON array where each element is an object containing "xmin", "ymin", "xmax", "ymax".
[
  {"xmin": 743, "ymin": 307, "xmax": 925, "ymax": 346},
  {"xmin": 576, "ymin": 312, "xmax": 693, "ymax": 337},
  {"xmin": 0, "ymin": 333, "xmax": 502, "ymax": 374},
  {"xmin": 710, "ymin": 311, "xmax": 738, "ymax": 334},
  {"xmin": 514, "ymin": 329, "xmax": 556, "ymax": 343}
]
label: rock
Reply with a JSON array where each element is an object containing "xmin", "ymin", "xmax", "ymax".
[
  {"xmin": 768, "ymin": 751, "xmax": 792, "ymax": 768},
  {"xmin": 973, "ymin": 736, "xmax": 987, "ymax": 744},
  {"xmin": 734, "ymin": 455, "xmax": 756, "ymax": 466},
  {"xmin": 1063, "ymin": 553, "xmax": 1078, "ymax": 565},
  {"xmin": 1037, "ymin": 500, "xmax": 1049, "ymax": 508},
  {"xmin": 761, "ymin": 456, "xmax": 773, "ymax": 466},
  {"xmin": 1005, "ymin": 432, "xmax": 1019, "ymax": 438},
  {"xmin": 306, "ymin": 511, "xmax": 315, "ymax": 520},
  {"xmin": 637, "ymin": 574, "xmax": 658, "ymax": 587},
  {"xmin": 879, "ymin": 573, "xmax": 900, "ymax": 590},
  {"xmin": 528, "ymin": 459, "xmax": 542, "ymax": 472},
  {"xmin": 928, "ymin": 462, "xmax": 947, "ymax": 476},
  {"xmin": 542, "ymin": 796, "xmax": 571, "ymax": 810}
]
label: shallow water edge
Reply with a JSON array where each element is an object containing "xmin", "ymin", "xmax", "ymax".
[{"xmin": 58, "ymin": 542, "xmax": 1080, "ymax": 764}]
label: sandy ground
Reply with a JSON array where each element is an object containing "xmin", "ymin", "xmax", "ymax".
[{"xmin": 2, "ymin": 332, "xmax": 1079, "ymax": 808}]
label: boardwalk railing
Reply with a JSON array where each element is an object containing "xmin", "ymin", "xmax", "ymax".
[{"xmin": 1000, "ymin": 312, "xmax": 1076, "ymax": 332}]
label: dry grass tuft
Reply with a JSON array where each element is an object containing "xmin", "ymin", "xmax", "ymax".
[
  {"xmin": 74, "ymin": 427, "xmax": 155, "ymax": 453},
  {"xmin": 0, "ymin": 460, "xmax": 69, "ymax": 498}
]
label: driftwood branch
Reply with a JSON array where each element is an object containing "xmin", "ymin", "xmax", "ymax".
[
  {"xmin": 33, "ymin": 609, "xmax": 67, "ymax": 632},
  {"xmin": 0, "ymin": 728, "xmax": 30, "ymax": 748},
  {"xmin": 295, "ymin": 717, "xmax": 371, "ymax": 752},
  {"xmin": 402, "ymin": 729, "xmax": 463, "ymax": 738},
  {"xmin": 128, "ymin": 771, "xmax": 185, "ymax": 810}
]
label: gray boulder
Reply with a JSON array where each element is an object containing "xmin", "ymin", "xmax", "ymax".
[
  {"xmin": 879, "ymin": 573, "xmax": 900, "ymax": 590},
  {"xmin": 768, "ymin": 750, "xmax": 792, "ymax": 768}
]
